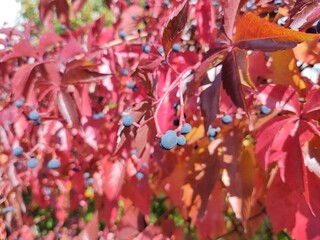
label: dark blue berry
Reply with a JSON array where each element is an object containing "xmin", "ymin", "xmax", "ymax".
[
  {"xmin": 143, "ymin": 44, "xmax": 151, "ymax": 53},
  {"xmin": 160, "ymin": 130, "xmax": 178, "ymax": 150},
  {"xmin": 6, "ymin": 41, "xmax": 12, "ymax": 47},
  {"xmin": 172, "ymin": 43, "xmax": 181, "ymax": 52},
  {"xmin": 173, "ymin": 118, "xmax": 180, "ymax": 126},
  {"xmin": 177, "ymin": 135, "xmax": 186, "ymax": 146},
  {"xmin": 221, "ymin": 115, "xmax": 233, "ymax": 124},
  {"xmin": 119, "ymin": 30, "xmax": 126, "ymax": 39},
  {"xmin": 27, "ymin": 158, "xmax": 38, "ymax": 168},
  {"xmin": 260, "ymin": 105, "xmax": 272, "ymax": 115},
  {"xmin": 122, "ymin": 114, "xmax": 134, "ymax": 127},
  {"xmin": 28, "ymin": 110, "xmax": 39, "ymax": 121},
  {"xmin": 181, "ymin": 123, "xmax": 192, "ymax": 134},
  {"xmin": 121, "ymin": 69, "xmax": 129, "ymax": 76},
  {"xmin": 307, "ymin": 27, "xmax": 317, "ymax": 34},
  {"xmin": 47, "ymin": 159, "xmax": 61, "ymax": 169},
  {"xmin": 12, "ymin": 146, "xmax": 23, "ymax": 156}
]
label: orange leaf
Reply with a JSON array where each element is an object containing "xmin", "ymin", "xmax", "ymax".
[
  {"xmin": 234, "ymin": 13, "xmax": 319, "ymax": 51},
  {"xmin": 269, "ymin": 50, "xmax": 306, "ymax": 96}
]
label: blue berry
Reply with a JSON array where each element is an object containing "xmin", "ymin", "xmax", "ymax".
[
  {"xmin": 260, "ymin": 105, "xmax": 272, "ymax": 115},
  {"xmin": 122, "ymin": 114, "xmax": 134, "ymax": 127},
  {"xmin": 47, "ymin": 159, "xmax": 61, "ymax": 169},
  {"xmin": 6, "ymin": 41, "xmax": 12, "ymax": 47},
  {"xmin": 143, "ymin": 44, "xmax": 151, "ymax": 53},
  {"xmin": 158, "ymin": 47, "xmax": 164, "ymax": 55},
  {"xmin": 181, "ymin": 123, "xmax": 192, "ymax": 134},
  {"xmin": 136, "ymin": 172, "xmax": 144, "ymax": 180},
  {"xmin": 177, "ymin": 135, "xmax": 186, "ymax": 146},
  {"xmin": 12, "ymin": 146, "xmax": 23, "ymax": 156},
  {"xmin": 160, "ymin": 130, "xmax": 178, "ymax": 150},
  {"xmin": 86, "ymin": 178, "xmax": 93, "ymax": 185},
  {"xmin": 131, "ymin": 149, "xmax": 137, "ymax": 155},
  {"xmin": 132, "ymin": 15, "xmax": 137, "ymax": 20},
  {"xmin": 127, "ymin": 81, "xmax": 135, "ymax": 89},
  {"xmin": 119, "ymin": 30, "xmax": 126, "ymax": 39},
  {"xmin": 28, "ymin": 110, "xmax": 39, "ymax": 121},
  {"xmin": 83, "ymin": 172, "xmax": 90, "ymax": 179},
  {"xmin": 121, "ymin": 69, "xmax": 129, "ymax": 76},
  {"xmin": 93, "ymin": 112, "xmax": 104, "ymax": 120},
  {"xmin": 209, "ymin": 136, "xmax": 215, "ymax": 142},
  {"xmin": 221, "ymin": 115, "xmax": 233, "ymax": 124},
  {"xmin": 14, "ymin": 99, "xmax": 24, "ymax": 108},
  {"xmin": 208, "ymin": 126, "xmax": 217, "ymax": 138},
  {"xmin": 2, "ymin": 206, "xmax": 13, "ymax": 214},
  {"xmin": 172, "ymin": 43, "xmax": 181, "ymax": 52},
  {"xmin": 27, "ymin": 158, "xmax": 38, "ymax": 168}
]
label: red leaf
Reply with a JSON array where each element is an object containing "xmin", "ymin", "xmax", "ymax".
[
  {"xmin": 62, "ymin": 68, "xmax": 108, "ymax": 85},
  {"xmin": 289, "ymin": 1, "xmax": 320, "ymax": 30},
  {"xmin": 71, "ymin": 0, "xmax": 86, "ymax": 14},
  {"xmin": 161, "ymin": 0, "xmax": 189, "ymax": 56},
  {"xmin": 122, "ymin": 174, "xmax": 151, "ymax": 215},
  {"xmin": 87, "ymin": 16, "xmax": 105, "ymax": 51},
  {"xmin": 55, "ymin": 0, "xmax": 69, "ymax": 27},
  {"xmin": 103, "ymin": 159, "xmax": 126, "ymax": 201},
  {"xmin": 38, "ymin": 32, "xmax": 63, "ymax": 57},
  {"xmin": 60, "ymin": 38, "xmax": 85, "ymax": 63},
  {"xmin": 11, "ymin": 63, "xmax": 39, "ymax": 100},
  {"xmin": 1, "ymin": 39, "xmax": 37, "ymax": 61},
  {"xmin": 256, "ymin": 116, "xmax": 293, "ymax": 170},
  {"xmin": 222, "ymin": 0, "xmax": 240, "ymax": 39},
  {"xmin": 222, "ymin": 51, "xmax": 246, "ymax": 109},
  {"xmin": 266, "ymin": 172, "xmax": 320, "ymax": 240},
  {"xmin": 193, "ymin": 47, "xmax": 228, "ymax": 89},
  {"xmin": 257, "ymin": 84, "xmax": 300, "ymax": 114},
  {"xmin": 39, "ymin": 0, "xmax": 54, "ymax": 29},
  {"xmin": 76, "ymin": 212, "xmax": 99, "ymax": 240},
  {"xmin": 56, "ymin": 89, "xmax": 80, "ymax": 127},
  {"xmin": 199, "ymin": 71, "xmax": 221, "ymax": 130},
  {"xmin": 196, "ymin": 183, "xmax": 225, "ymax": 239},
  {"xmin": 304, "ymin": 86, "xmax": 320, "ymax": 115}
]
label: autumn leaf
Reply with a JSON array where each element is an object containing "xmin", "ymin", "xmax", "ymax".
[
  {"xmin": 162, "ymin": 0, "xmax": 189, "ymax": 56},
  {"xmin": 269, "ymin": 50, "xmax": 306, "ymax": 96},
  {"xmin": 234, "ymin": 13, "xmax": 319, "ymax": 51}
]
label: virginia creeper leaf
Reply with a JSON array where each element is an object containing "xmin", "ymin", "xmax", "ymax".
[
  {"xmin": 222, "ymin": 51, "xmax": 246, "ymax": 109},
  {"xmin": 234, "ymin": 13, "xmax": 319, "ymax": 51},
  {"xmin": 161, "ymin": 0, "xmax": 189, "ymax": 56},
  {"xmin": 56, "ymin": 90, "xmax": 80, "ymax": 127}
]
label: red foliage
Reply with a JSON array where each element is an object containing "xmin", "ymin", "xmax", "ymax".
[{"xmin": 1, "ymin": 0, "xmax": 320, "ymax": 239}]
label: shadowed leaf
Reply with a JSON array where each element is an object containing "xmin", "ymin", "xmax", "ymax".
[{"xmin": 162, "ymin": 0, "xmax": 189, "ymax": 56}]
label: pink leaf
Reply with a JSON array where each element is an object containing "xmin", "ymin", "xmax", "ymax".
[
  {"xmin": 103, "ymin": 159, "xmax": 126, "ymax": 201},
  {"xmin": 56, "ymin": 89, "xmax": 80, "ymax": 126},
  {"xmin": 222, "ymin": 0, "xmax": 240, "ymax": 39}
]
